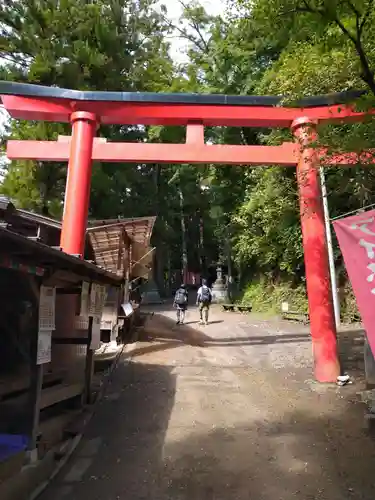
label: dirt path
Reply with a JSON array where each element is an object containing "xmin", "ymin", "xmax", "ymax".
[{"xmin": 39, "ymin": 305, "xmax": 375, "ymax": 500}]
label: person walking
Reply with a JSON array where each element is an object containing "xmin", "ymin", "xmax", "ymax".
[
  {"xmin": 196, "ymin": 279, "xmax": 212, "ymax": 325},
  {"xmin": 173, "ymin": 284, "xmax": 188, "ymax": 325}
]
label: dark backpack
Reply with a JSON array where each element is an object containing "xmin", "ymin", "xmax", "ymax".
[
  {"xmin": 200, "ymin": 286, "xmax": 211, "ymax": 304},
  {"xmin": 175, "ymin": 289, "xmax": 187, "ymax": 305}
]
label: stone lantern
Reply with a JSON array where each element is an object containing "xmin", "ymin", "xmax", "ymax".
[{"xmin": 211, "ymin": 265, "xmax": 229, "ymax": 303}]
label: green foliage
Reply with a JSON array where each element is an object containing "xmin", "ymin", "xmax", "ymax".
[
  {"xmin": 240, "ymin": 280, "xmax": 308, "ymax": 313},
  {"xmin": 340, "ymin": 281, "xmax": 361, "ymax": 323},
  {"xmin": 233, "ymin": 168, "xmax": 303, "ymax": 277}
]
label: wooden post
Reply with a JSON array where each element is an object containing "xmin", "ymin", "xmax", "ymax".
[
  {"xmin": 292, "ymin": 117, "xmax": 340, "ymax": 382},
  {"xmin": 364, "ymin": 336, "xmax": 375, "ymax": 388},
  {"xmin": 27, "ymin": 279, "xmax": 43, "ymax": 459},
  {"xmin": 84, "ymin": 316, "xmax": 94, "ymax": 405},
  {"xmin": 27, "ymin": 365, "xmax": 43, "ymax": 455}
]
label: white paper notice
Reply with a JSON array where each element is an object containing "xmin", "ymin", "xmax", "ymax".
[
  {"xmin": 80, "ymin": 282, "xmax": 90, "ymax": 318},
  {"xmin": 121, "ymin": 302, "xmax": 134, "ymax": 317},
  {"xmin": 74, "ymin": 316, "xmax": 89, "ymax": 330},
  {"xmin": 89, "ymin": 284, "xmax": 98, "ymax": 317},
  {"xmin": 39, "ymin": 286, "xmax": 56, "ymax": 331},
  {"xmin": 37, "ymin": 330, "xmax": 52, "ymax": 365},
  {"xmin": 91, "ymin": 316, "xmax": 101, "ymax": 350},
  {"xmin": 89, "ymin": 284, "xmax": 107, "ymax": 317}
]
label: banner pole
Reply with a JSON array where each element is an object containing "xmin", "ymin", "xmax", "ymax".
[{"xmin": 319, "ymin": 167, "xmax": 341, "ymax": 328}]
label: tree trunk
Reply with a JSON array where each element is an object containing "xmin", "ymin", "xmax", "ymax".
[
  {"xmin": 199, "ymin": 212, "xmax": 207, "ymax": 277},
  {"xmin": 226, "ymin": 228, "xmax": 233, "ymax": 300},
  {"xmin": 153, "ymin": 164, "xmax": 165, "ymax": 296},
  {"xmin": 179, "ymin": 183, "xmax": 188, "ymax": 284},
  {"xmin": 167, "ymin": 250, "xmax": 172, "ymax": 296}
]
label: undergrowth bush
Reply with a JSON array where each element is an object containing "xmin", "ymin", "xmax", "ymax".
[
  {"xmin": 239, "ymin": 279, "xmax": 308, "ymax": 313},
  {"xmin": 239, "ymin": 278, "xmax": 361, "ymax": 324},
  {"xmin": 340, "ymin": 281, "xmax": 361, "ymax": 323}
]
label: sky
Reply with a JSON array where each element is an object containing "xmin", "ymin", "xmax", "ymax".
[{"xmin": 159, "ymin": 0, "xmax": 226, "ymax": 62}]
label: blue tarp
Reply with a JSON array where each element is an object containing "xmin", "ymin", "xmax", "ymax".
[{"xmin": 0, "ymin": 434, "xmax": 28, "ymax": 462}]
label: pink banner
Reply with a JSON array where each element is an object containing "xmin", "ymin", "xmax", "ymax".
[{"xmin": 333, "ymin": 209, "xmax": 375, "ymax": 355}]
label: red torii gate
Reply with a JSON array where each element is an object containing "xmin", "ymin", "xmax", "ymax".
[{"xmin": 1, "ymin": 82, "xmax": 373, "ymax": 383}]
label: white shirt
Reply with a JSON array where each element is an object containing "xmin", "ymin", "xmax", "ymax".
[{"xmin": 197, "ymin": 285, "xmax": 212, "ymax": 302}]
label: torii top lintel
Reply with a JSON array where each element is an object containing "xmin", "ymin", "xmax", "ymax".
[{"xmin": 0, "ymin": 81, "xmax": 369, "ymax": 128}]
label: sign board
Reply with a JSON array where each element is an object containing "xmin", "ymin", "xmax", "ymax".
[
  {"xmin": 80, "ymin": 281, "xmax": 90, "ymax": 318},
  {"xmin": 91, "ymin": 316, "xmax": 101, "ymax": 350},
  {"xmin": 37, "ymin": 330, "xmax": 52, "ymax": 365},
  {"xmin": 74, "ymin": 316, "xmax": 89, "ymax": 330},
  {"xmin": 281, "ymin": 302, "xmax": 289, "ymax": 313},
  {"xmin": 39, "ymin": 286, "xmax": 56, "ymax": 331},
  {"xmin": 121, "ymin": 302, "xmax": 134, "ymax": 317},
  {"xmin": 89, "ymin": 284, "xmax": 107, "ymax": 318}
]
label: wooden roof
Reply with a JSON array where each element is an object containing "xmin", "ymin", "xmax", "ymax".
[
  {"xmin": 87, "ymin": 217, "xmax": 156, "ymax": 276},
  {"xmin": 0, "ymin": 227, "xmax": 122, "ymax": 286},
  {"xmin": 0, "ymin": 201, "xmax": 156, "ymax": 277}
]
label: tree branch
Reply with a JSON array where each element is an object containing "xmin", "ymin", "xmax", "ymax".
[
  {"xmin": 176, "ymin": 0, "xmax": 212, "ymax": 53},
  {"xmin": 359, "ymin": 0, "xmax": 374, "ymax": 34},
  {"xmin": 344, "ymin": 0, "xmax": 361, "ymax": 17},
  {"xmin": 158, "ymin": 13, "xmax": 208, "ymax": 53},
  {"xmin": 283, "ymin": 1, "xmax": 375, "ymax": 94},
  {"xmin": 0, "ymin": 52, "xmax": 29, "ymax": 68},
  {"xmin": 189, "ymin": 18, "xmax": 210, "ymax": 53},
  {"xmin": 332, "ymin": 15, "xmax": 357, "ymax": 44}
]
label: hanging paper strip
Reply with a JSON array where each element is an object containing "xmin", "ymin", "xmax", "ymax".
[
  {"xmin": 0, "ymin": 256, "xmax": 45, "ymax": 276},
  {"xmin": 333, "ymin": 209, "xmax": 375, "ymax": 356}
]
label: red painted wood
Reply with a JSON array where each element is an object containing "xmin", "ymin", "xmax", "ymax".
[
  {"xmin": 7, "ymin": 139, "xmax": 375, "ymax": 166},
  {"xmin": 292, "ymin": 118, "xmax": 340, "ymax": 382},
  {"xmin": 1, "ymin": 94, "xmax": 371, "ymax": 127},
  {"xmin": 7, "ymin": 140, "xmax": 299, "ymax": 165},
  {"xmin": 186, "ymin": 123, "xmax": 204, "ymax": 144},
  {"xmin": 60, "ymin": 111, "xmax": 97, "ymax": 257}
]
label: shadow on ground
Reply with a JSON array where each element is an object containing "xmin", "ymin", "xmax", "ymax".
[
  {"xmin": 48, "ymin": 358, "xmax": 375, "ymax": 500},
  {"xmin": 42, "ymin": 360, "xmax": 177, "ymax": 500},
  {"xmin": 338, "ymin": 328, "xmax": 365, "ymax": 380},
  {"xmin": 129, "ymin": 314, "xmax": 313, "ymax": 359},
  {"xmin": 160, "ymin": 405, "xmax": 375, "ymax": 500},
  {"xmin": 127, "ymin": 313, "xmax": 212, "ymax": 358}
]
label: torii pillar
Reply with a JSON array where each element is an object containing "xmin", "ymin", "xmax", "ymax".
[
  {"xmin": 292, "ymin": 117, "xmax": 340, "ymax": 382},
  {"xmin": 60, "ymin": 111, "xmax": 98, "ymax": 257}
]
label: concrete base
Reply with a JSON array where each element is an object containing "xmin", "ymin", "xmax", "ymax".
[{"xmin": 211, "ymin": 285, "xmax": 229, "ymax": 303}]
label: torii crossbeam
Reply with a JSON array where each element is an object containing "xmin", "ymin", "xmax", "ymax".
[{"xmin": 1, "ymin": 81, "xmax": 374, "ymax": 383}]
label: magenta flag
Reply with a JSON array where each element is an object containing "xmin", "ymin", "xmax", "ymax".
[{"xmin": 333, "ymin": 209, "xmax": 375, "ymax": 355}]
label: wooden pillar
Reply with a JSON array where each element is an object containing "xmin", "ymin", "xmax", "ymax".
[
  {"xmin": 27, "ymin": 278, "xmax": 43, "ymax": 458},
  {"xmin": 84, "ymin": 316, "xmax": 94, "ymax": 405}
]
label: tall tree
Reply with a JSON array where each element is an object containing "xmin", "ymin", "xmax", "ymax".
[{"xmin": 0, "ymin": 0, "xmax": 175, "ymax": 215}]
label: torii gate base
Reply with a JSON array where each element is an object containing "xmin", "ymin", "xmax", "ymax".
[{"xmin": 2, "ymin": 83, "xmax": 372, "ymax": 382}]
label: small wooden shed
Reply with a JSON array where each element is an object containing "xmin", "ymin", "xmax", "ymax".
[{"xmin": 0, "ymin": 227, "xmax": 122, "ymax": 467}]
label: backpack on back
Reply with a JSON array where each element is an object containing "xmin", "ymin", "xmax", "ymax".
[
  {"xmin": 175, "ymin": 288, "xmax": 187, "ymax": 306},
  {"xmin": 200, "ymin": 286, "xmax": 211, "ymax": 304}
]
